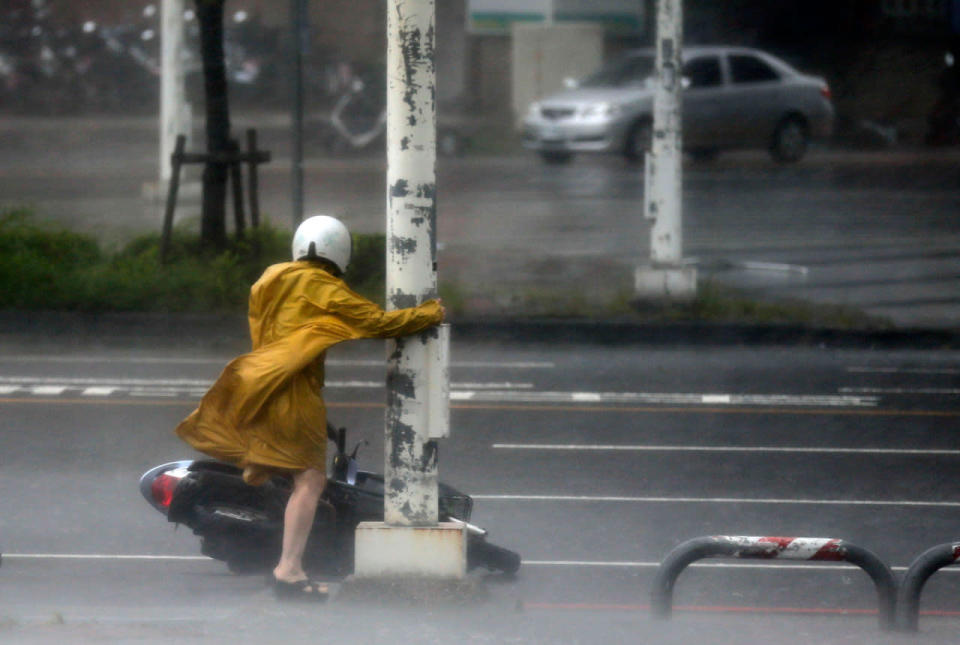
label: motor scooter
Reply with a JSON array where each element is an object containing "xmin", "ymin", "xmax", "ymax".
[{"xmin": 140, "ymin": 424, "xmax": 520, "ymax": 578}]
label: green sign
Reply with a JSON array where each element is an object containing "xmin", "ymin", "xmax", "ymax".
[{"xmin": 468, "ymin": 0, "xmax": 643, "ymax": 34}]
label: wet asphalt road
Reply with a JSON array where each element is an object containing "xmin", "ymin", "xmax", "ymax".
[
  {"xmin": 1, "ymin": 335, "xmax": 959, "ymax": 643},
  {"xmin": 1, "ymin": 112, "xmax": 959, "ymax": 642},
  {"xmin": 0, "ymin": 114, "xmax": 958, "ymax": 327}
]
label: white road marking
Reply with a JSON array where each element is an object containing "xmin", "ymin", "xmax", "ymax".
[
  {"xmin": 841, "ymin": 386, "xmax": 960, "ymax": 395},
  {"xmin": 0, "ymin": 376, "xmax": 874, "ymax": 408},
  {"xmin": 2, "ymin": 553, "xmax": 211, "ymax": 561},
  {"xmin": 452, "ymin": 391, "xmax": 878, "ymax": 407},
  {"xmin": 452, "ymin": 361, "xmax": 554, "ymax": 369},
  {"xmin": 848, "ymin": 366, "xmax": 960, "ymax": 375},
  {"xmin": 129, "ymin": 389, "xmax": 205, "ymax": 398},
  {"xmin": 30, "ymin": 385, "xmax": 66, "ymax": 395},
  {"xmin": 572, "ymin": 392, "xmax": 602, "ymax": 402},
  {"xmin": 81, "ymin": 386, "xmax": 118, "ymax": 396},
  {"xmin": 0, "ymin": 376, "xmax": 212, "ymax": 387},
  {"xmin": 0, "ymin": 376, "xmax": 533, "ymax": 397},
  {"xmin": 471, "ymin": 495, "xmax": 960, "ymax": 507},
  {"xmin": 701, "ymin": 394, "xmax": 732, "ymax": 404},
  {"xmin": 492, "ymin": 443, "xmax": 960, "ymax": 456},
  {"xmin": 457, "ymin": 382, "xmax": 535, "ymax": 390},
  {"xmin": 0, "ymin": 356, "xmax": 230, "ymax": 365},
  {"xmin": 326, "ymin": 380, "xmax": 382, "ymax": 388}
]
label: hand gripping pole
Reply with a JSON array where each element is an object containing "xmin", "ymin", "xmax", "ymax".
[
  {"xmin": 651, "ymin": 536, "xmax": 897, "ymax": 630},
  {"xmin": 896, "ymin": 542, "xmax": 960, "ymax": 632}
]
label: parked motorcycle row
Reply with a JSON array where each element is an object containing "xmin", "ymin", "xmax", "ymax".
[
  {"xmin": 0, "ymin": 3, "xmax": 474, "ymax": 154},
  {"xmin": 0, "ymin": 4, "xmax": 293, "ymax": 115},
  {"xmin": 0, "ymin": 4, "xmax": 161, "ymax": 114}
]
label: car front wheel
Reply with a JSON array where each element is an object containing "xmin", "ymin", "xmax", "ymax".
[{"xmin": 769, "ymin": 116, "xmax": 809, "ymax": 163}]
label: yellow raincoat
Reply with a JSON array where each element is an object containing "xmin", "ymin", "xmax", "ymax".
[{"xmin": 175, "ymin": 261, "xmax": 443, "ymax": 485}]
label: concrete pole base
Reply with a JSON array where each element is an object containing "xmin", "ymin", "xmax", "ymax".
[
  {"xmin": 354, "ymin": 522, "xmax": 467, "ymax": 580},
  {"xmin": 635, "ymin": 264, "xmax": 698, "ymax": 301}
]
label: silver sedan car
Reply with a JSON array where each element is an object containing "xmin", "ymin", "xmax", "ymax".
[{"xmin": 521, "ymin": 46, "xmax": 834, "ymax": 164}]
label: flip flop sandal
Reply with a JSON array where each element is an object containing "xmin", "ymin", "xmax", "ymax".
[{"xmin": 272, "ymin": 576, "xmax": 330, "ymax": 602}]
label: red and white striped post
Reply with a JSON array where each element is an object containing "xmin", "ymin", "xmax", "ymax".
[{"xmin": 652, "ymin": 535, "xmax": 896, "ymax": 630}]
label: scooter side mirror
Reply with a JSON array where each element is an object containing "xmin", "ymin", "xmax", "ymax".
[
  {"xmin": 350, "ymin": 440, "xmax": 368, "ymax": 460},
  {"xmin": 327, "ymin": 423, "xmax": 346, "ymax": 455}
]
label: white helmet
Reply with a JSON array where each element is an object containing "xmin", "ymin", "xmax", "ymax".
[{"xmin": 291, "ymin": 215, "xmax": 352, "ymax": 274}]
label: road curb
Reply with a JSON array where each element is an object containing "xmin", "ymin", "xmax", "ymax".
[{"xmin": 1, "ymin": 311, "xmax": 958, "ymax": 350}]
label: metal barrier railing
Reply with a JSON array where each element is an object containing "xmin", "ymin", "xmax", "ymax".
[
  {"xmin": 651, "ymin": 535, "xmax": 897, "ymax": 630},
  {"xmin": 896, "ymin": 542, "xmax": 960, "ymax": 632}
]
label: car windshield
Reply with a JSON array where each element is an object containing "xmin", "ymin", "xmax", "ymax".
[{"xmin": 579, "ymin": 54, "xmax": 655, "ymax": 88}]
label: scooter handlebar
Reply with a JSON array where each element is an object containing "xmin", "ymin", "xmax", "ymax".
[{"xmin": 327, "ymin": 423, "xmax": 346, "ymax": 454}]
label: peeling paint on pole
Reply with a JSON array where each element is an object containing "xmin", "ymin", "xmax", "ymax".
[
  {"xmin": 645, "ymin": 0, "xmax": 683, "ymax": 265},
  {"xmin": 636, "ymin": 0, "xmax": 696, "ymax": 300},
  {"xmin": 385, "ymin": 0, "xmax": 439, "ymax": 526}
]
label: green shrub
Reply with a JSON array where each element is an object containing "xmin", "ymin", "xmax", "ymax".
[
  {"xmin": 0, "ymin": 210, "xmax": 388, "ymax": 312},
  {"xmin": 0, "ymin": 208, "xmax": 103, "ymax": 308}
]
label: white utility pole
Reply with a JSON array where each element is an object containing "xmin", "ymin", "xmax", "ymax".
[
  {"xmin": 636, "ymin": 0, "xmax": 696, "ymax": 299},
  {"xmin": 383, "ymin": 0, "xmax": 441, "ymax": 528},
  {"xmin": 159, "ymin": 0, "xmax": 191, "ymax": 183},
  {"xmin": 353, "ymin": 0, "xmax": 463, "ymax": 581}
]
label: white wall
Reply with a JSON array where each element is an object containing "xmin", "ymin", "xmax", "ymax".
[{"xmin": 510, "ymin": 22, "xmax": 604, "ymax": 127}]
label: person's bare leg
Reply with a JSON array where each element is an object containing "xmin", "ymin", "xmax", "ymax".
[{"xmin": 273, "ymin": 468, "xmax": 326, "ymax": 582}]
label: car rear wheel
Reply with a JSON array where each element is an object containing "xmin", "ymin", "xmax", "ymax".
[
  {"xmin": 769, "ymin": 116, "xmax": 809, "ymax": 163},
  {"xmin": 624, "ymin": 119, "xmax": 652, "ymax": 163},
  {"xmin": 539, "ymin": 151, "xmax": 574, "ymax": 164}
]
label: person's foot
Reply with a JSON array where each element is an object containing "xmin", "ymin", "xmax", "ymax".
[{"xmin": 271, "ymin": 575, "xmax": 329, "ymax": 601}]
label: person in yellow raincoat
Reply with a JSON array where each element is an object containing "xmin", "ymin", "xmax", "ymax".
[{"xmin": 175, "ymin": 215, "xmax": 444, "ymax": 600}]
